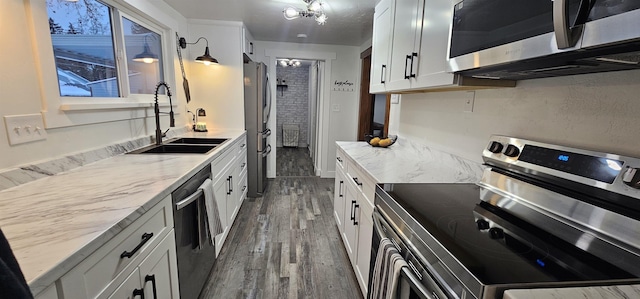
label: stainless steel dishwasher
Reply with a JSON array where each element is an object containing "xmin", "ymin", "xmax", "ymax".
[{"xmin": 172, "ymin": 164, "xmax": 215, "ymax": 299}]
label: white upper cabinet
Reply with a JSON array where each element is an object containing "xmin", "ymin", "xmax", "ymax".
[
  {"xmin": 370, "ymin": 0, "xmax": 515, "ymax": 93},
  {"xmin": 242, "ymin": 26, "xmax": 255, "ymax": 62},
  {"xmin": 386, "ymin": 0, "xmax": 424, "ymax": 91},
  {"xmin": 370, "ymin": 0, "xmax": 394, "ymax": 93}
]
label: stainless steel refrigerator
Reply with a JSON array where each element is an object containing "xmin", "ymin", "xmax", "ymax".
[{"xmin": 244, "ymin": 61, "xmax": 271, "ymax": 197}]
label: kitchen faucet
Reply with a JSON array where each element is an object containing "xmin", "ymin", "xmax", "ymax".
[{"xmin": 154, "ymin": 81, "xmax": 175, "ymax": 145}]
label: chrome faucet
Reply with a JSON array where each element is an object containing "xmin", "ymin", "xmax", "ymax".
[{"xmin": 154, "ymin": 81, "xmax": 175, "ymax": 145}]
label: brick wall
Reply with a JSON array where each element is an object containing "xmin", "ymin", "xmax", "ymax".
[{"xmin": 276, "ymin": 64, "xmax": 309, "ymax": 147}]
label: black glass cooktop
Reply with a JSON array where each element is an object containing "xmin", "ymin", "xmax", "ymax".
[{"xmin": 379, "ymin": 183, "xmax": 635, "ymax": 285}]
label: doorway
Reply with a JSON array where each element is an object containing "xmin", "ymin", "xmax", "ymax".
[
  {"xmin": 274, "ymin": 59, "xmax": 322, "ymax": 177},
  {"xmin": 357, "ymin": 47, "xmax": 390, "ymax": 141}
]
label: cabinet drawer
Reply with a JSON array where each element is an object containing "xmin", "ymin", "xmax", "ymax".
[
  {"xmin": 336, "ymin": 147, "xmax": 347, "ymax": 171},
  {"xmin": 346, "ymin": 163, "xmax": 376, "ymax": 206},
  {"xmin": 211, "ymin": 146, "xmax": 237, "ymax": 181},
  {"xmin": 60, "ymin": 197, "xmax": 172, "ymax": 299}
]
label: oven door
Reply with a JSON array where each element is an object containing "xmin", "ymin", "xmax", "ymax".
[{"xmin": 371, "ymin": 209, "xmax": 448, "ymax": 299}]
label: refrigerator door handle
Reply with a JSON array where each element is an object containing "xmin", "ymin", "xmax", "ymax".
[{"xmin": 262, "ymin": 144, "xmax": 272, "ymax": 157}]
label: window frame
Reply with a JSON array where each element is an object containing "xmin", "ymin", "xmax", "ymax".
[{"xmin": 30, "ymin": 0, "xmax": 177, "ymax": 128}]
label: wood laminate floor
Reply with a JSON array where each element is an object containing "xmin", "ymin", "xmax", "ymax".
[
  {"xmin": 199, "ymin": 170, "xmax": 363, "ymax": 298},
  {"xmin": 276, "ymin": 147, "xmax": 315, "ymax": 177}
]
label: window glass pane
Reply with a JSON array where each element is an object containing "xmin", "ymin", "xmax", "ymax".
[
  {"xmin": 47, "ymin": 0, "xmax": 119, "ymax": 97},
  {"xmin": 122, "ymin": 17, "xmax": 164, "ymax": 94}
]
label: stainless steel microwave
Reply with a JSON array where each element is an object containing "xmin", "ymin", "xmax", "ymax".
[{"xmin": 447, "ymin": 0, "xmax": 640, "ymax": 80}]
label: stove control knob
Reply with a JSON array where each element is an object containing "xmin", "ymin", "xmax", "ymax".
[
  {"xmin": 476, "ymin": 219, "xmax": 490, "ymax": 230},
  {"xmin": 503, "ymin": 144, "xmax": 521, "ymax": 158},
  {"xmin": 489, "ymin": 227, "xmax": 505, "ymax": 239},
  {"xmin": 622, "ymin": 167, "xmax": 640, "ymax": 189},
  {"xmin": 487, "ymin": 141, "xmax": 504, "ymax": 153}
]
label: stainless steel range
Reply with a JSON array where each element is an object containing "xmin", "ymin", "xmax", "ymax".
[{"xmin": 372, "ymin": 135, "xmax": 640, "ymax": 299}]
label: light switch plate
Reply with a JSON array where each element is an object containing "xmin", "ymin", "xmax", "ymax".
[{"xmin": 4, "ymin": 114, "xmax": 47, "ymax": 145}]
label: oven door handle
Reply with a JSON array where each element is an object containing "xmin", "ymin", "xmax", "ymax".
[
  {"xmin": 400, "ymin": 267, "xmax": 434, "ymax": 299},
  {"xmin": 372, "ymin": 211, "xmax": 402, "ymax": 253}
]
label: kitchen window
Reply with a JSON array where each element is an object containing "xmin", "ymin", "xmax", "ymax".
[{"xmin": 31, "ymin": 0, "xmax": 174, "ymax": 128}]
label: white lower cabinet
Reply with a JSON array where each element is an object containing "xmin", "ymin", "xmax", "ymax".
[
  {"xmin": 138, "ymin": 231, "xmax": 179, "ymax": 299},
  {"xmin": 34, "ymin": 284, "xmax": 58, "ymax": 299},
  {"xmin": 333, "ymin": 166, "xmax": 347, "ymax": 233},
  {"xmin": 57, "ymin": 197, "xmax": 178, "ymax": 299},
  {"xmin": 211, "ymin": 136, "xmax": 248, "ymax": 257},
  {"xmin": 107, "ymin": 268, "xmax": 141, "ymax": 299},
  {"xmin": 334, "ymin": 146, "xmax": 377, "ymax": 297}
]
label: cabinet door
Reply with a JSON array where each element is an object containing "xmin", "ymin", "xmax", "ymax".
[
  {"xmin": 370, "ymin": 0, "xmax": 394, "ymax": 93},
  {"xmin": 213, "ymin": 172, "xmax": 229, "ymax": 257},
  {"xmin": 354, "ymin": 200, "xmax": 374, "ymax": 297},
  {"xmin": 333, "ymin": 166, "xmax": 347, "ymax": 233},
  {"xmin": 107, "ymin": 268, "xmax": 142, "ymax": 299},
  {"xmin": 387, "ymin": 0, "xmax": 424, "ymax": 91},
  {"xmin": 413, "ymin": 0, "xmax": 456, "ymax": 88},
  {"xmin": 138, "ymin": 231, "xmax": 180, "ymax": 299},
  {"xmin": 342, "ymin": 177, "xmax": 359, "ymax": 266}
]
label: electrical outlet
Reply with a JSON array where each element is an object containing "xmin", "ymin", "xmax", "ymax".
[
  {"xmin": 391, "ymin": 94, "xmax": 400, "ymax": 104},
  {"xmin": 464, "ymin": 91, "xmax": 475, "ymax": 113},
  {"xmin": 4, "ymin": 114, "xmax": 47, "ymax": 145}
]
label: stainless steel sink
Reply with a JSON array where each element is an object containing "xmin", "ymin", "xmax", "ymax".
[
  {"xmin": 167, "ymin": 138, "xmax": 229, "ymax": 145},
  {"xmin": 129, "ymin": 144, "xmax": 217, "ymax": 154}
]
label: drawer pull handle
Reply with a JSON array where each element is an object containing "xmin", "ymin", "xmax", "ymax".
[
  {"xmin": 133, "ymin": 288, "xmax": 145, "ymax": 299},
  {"xmin": 336, "ymin": 157, "xmax": 343, "ymax": 163},
  {"xmin": 145, "ymin": 274, "xmax": 158, "ymax": 299},
  {"xmin": 241, "ymin": 162, "xmax": 246, "ymax": 169},
  {"xmin": 339, "ymin": 181, "xmax": 344, "ymax": 197},
  {"xmin": 120, "ymin": 232, "xmax": 153, "ymax": 259},
  {"xmin": 353, "ymin": 177, "xmax": 362, "ymax": 186},
  {"xmin": 350, "ymin": 200, "xmax": 356, "ymax": 221},
  {"xmin": 353, "ymin": 204, "xmax": 359, "ymax": 225},
  {"xmin": 242, "ymin": 186, "xmax": 247, "ymax": 192}
]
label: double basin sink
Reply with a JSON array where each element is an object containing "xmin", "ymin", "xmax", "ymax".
[{"xmin": 129, "ymin": 138, "xmax": 229, "ymax": 154}]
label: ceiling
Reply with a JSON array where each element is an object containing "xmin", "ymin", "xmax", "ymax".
[{"xmin": 161, "ymin": 0, "xmax": 377, "ymax": 46}]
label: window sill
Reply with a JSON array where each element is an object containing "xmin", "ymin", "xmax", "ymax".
[{"xmin": 59, "ymin": 102, "xmax": 174, "ymax": 111}]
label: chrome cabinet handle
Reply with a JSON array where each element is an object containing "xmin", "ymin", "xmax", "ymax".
[
  {"xmin": 381, "ymin": 64, "xmax": 386, "ymax": 83},
  {"xmin": 241, "ymin": 162, "xmax": 246, "ymax": 169},
  {"xmin": 121, "ymin": 232, "xmax": 153, "ymax": 259},
  {"xmin": 339, "ymin": 181, "xmax": 344, "ymax": 197},
  {"xmin": 336, "ymin": 157, "xmax": 343, "ymax": 163},
  {"xmin": 249, "ymin": 42, "xmax": 254, "ymax": 55},
  {"xmin": 145, "ymin": 275, "xmax": 158, "ymax": 299}
]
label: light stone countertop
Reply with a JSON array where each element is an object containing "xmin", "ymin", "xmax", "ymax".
[
  {"xmin": 503, "ymin": 284, "xmax": 640, "ymax": 299},
  {"xmin": 337, "ymin": 138, "xmax": 484, "ymax": 184},
  {"xmin": 0, "ymin": 129, "xmax": 245, "ymax": 296}
]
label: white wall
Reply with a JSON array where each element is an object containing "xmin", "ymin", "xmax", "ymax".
[
  {"xmin": 186, "ymin": 20, "xmax": 245, "ymax": 131},
  {"xmin": 396, "ymin": 70, "xmax": 640, "ymax": 164},
  {"xmin": 253, "ymin": 41, "xmax": 361, "ymax": 178},
  {"xmin": 0, "ymin": 0, "xmax": 189, "ymax": 170}
]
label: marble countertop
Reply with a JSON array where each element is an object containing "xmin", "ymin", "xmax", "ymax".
[
  {"xmin": 503, "ymin": 284, "xmax": 640, "ymax": 299},
  {"xmin": 337, "ymin": 138, "xmax": 484, "ymax": 184},
  {"xmin": 0, "ymin": 129, "xmax": 245, "ymax": 295}
]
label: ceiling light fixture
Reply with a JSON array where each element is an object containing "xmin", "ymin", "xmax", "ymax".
[
  {"xmin": 278, "ymin": 59, "xmax": 302, "ymax": 68},
  {"xmin": 178, "ymin": 36, "xmax": 219, "ymax": 65},
  {"xmin": 283, "ymin": 0, "xmax": 328, "ymax": 25}
]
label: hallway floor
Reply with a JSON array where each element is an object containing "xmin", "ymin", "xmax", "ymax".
[
  {"xmin": 199, "ymin": 150, "xmax": 363, "ymax": 299},
  {"xmin": 276, "ymin": 147, "xmax": 315, "ymax": 177}
]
